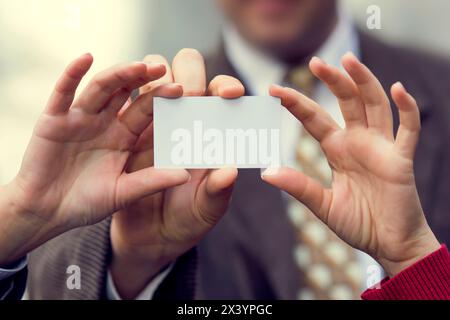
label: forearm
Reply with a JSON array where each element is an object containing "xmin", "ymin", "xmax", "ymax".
[
  {"xmin": 0, "ymin": 183, "xmax": 55, "ymax": 266},
  {"xmin": 109, "ymin": 218, "xmax": 175, "ymax": 299}
]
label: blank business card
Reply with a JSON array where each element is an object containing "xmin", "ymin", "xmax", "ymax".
[{"xmin": 153, "ymin": 96, "xmax": 282, "ymax": 169}]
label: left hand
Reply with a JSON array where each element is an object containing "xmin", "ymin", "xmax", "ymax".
[
  {"xmin": 263, "ymin": 53, "xmax": 440, "ymax": 277},
  {"xmin": 0, "ymin": 55, "xmax": 190, "ymax": 266}
]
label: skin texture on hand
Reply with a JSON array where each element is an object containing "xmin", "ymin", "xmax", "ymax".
[
  {"xmin": 110, "ymin": 49, "xmax": 244, "ymax": 299},
  {"xmin": 264, "ymin": 52, "xmax": 440, "ymax": 278},
  {"xmin": 0, "ymin": 54, "xmax": 191, "ymax": 266}
]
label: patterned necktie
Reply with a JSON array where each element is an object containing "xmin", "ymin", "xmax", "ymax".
[{"xmin": 286, "ymin": 65, "xmax": 363, "ymax": 300}]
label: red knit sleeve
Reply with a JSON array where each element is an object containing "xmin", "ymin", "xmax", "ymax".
[{"xmin": 361, "ymin": 245, "xmax": 450, "ymax": 300}]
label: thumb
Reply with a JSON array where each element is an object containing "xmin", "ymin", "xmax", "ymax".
[
  {"xmin": 261, "ymin": 166, "xmax": 331, "ymax": 223},
  {"xmin": 195, "ymin": 168, "xmax": 238, "ymax": 227},
  {"xmin": 115, "ymin": 168, "xmax": 190, "ymax": 209}
]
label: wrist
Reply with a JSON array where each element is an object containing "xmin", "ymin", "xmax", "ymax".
[
  {"xmin": 0, "ymin": 181, "xmax": 55, "ymax": 266},
  {"xmin": 110, "ymin": 220, "xmax": 175, "ymax": 299},
  {"xmin": 111, "ymin": 241, "xmax": 173, "ymax": 276},
  {"xmin": 110, "ymin": 247, "xmax": 173, "ymax": 299},
  {"xmin": 379, "ymin": 228, "xmax": 441, "ymax": 278}
]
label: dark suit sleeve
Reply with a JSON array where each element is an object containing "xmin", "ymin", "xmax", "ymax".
[
  {"xmin": 0, "ymin": 267, "xmax": 27, "ymax": 300},
  {"xmin": 27, "ymin": 219, "xmax": 113, "ymax": 300},
  {"xmin": 27, "ymin": 218, "xmax": 198, "ymax": 300}
]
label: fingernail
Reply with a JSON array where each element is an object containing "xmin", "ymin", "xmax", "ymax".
[
  {"xmin": 344, "ymin": 51, "xmax": 356, "ymax": 58},
  {"xmin": 167, "ymin": 83, "xmax": 183, "ymax": 89},
  {"xmin": 271, "ymin": 84, "xmax": 283, "ymax": 90},
  {"xmin": 310, "ymin": 56, "xmax": 324, "ymax": 65},
  {"xmin": 344, "ymin": 51, "xmax": 360, "ymax": 63},
  {"xmin": 145, "ymin": 62, "xmax": 165, "ymax": 68},
  {"xmin": 261, "ymin": 166, "xmax": 280, "ymax": 177},
  {"xmin": 269, "ymin": 84, "xmax": 284, "ymax": 97},
  {"xmin": 395, "ymin": 81, "xmax": 404, "ymax": 89}
]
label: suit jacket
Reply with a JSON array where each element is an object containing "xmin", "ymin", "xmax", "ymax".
[{"xmin": 26, "ymin": 32, "xmax": 450, "ymax": 300}]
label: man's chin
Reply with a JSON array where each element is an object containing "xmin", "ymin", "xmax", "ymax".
[
  {"xmin": 242, "ymin": 23, "xmax": 331, "ymax": 61},
  {"xmin": 251, "ymin": 35, "xmax": 304, "ymax": 57}
]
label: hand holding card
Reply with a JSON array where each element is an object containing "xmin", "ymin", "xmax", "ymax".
[
  {"xmin": 110, "ymin": 49, "xmax": 245, "ymax": 299},
  {"xmin": 0, "ymin": 54, "xmax": 191, "ymax": 267},
  {"xmin": 264, "ymin": 54, "xmax": 440, "ymax": 278}
]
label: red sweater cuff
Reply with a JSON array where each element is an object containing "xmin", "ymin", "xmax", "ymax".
[{"xmin": 361, "ymin": 245, "xmax": 450, "ymax": 300}]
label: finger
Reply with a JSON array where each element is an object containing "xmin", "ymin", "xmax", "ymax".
[
  {"xmin": 207, "ymin": 75, "xmax": 245, "ymax": 98},
  {"xmin": 121, "ymin": 83, "xmax": 183, "ymax": 136},
  {"xmin": 115, "ymin": 168, "xmax": 190, "ymax": 209},
  {"xmin": 309, "ymin": 56, "xmax": 367, "ymax": 128},
  {"xmin": 269, "ymin": 85, "xmax": 340, "ymax": 142},
  {"xmin": 75, "ymin": 62, "xmax": 166, "ymax": 114},
  {"xmin": 172, "ymin": 48, "xmax": 207, "ymax": 96},
  {"xmin": 101, "ymin": 62, "xmax": 169, "ymax": 115},
  {"xmin": 45, "ymin": 53, "xmax": 93, "ymax": 114},
  {"xmin": 140, "ymin": 55, "xmax": 174, "ymax": 95},
  {"xmin": 342, "ymin": 52, "xmax": 394, "ymax": 139},
  {"xmin": 103, "ymin": 87, "xmax": 134, "ymax": 115},
  {"xmin": 391, "ymin": 82, "xmax": 421, "ymax": 159},
  {"xmin": 261, "ymin": 166, "xmax": 331, "ymax": 223},
  {"xmin": 195, "ymin": 168, "xmax": 238, "ymax": 227},
  {"xmin": 117, "ymin": 97, "xmax": 133, "ymax": 117},
  {"xmin": 134, "ymin": 123, "xmax": 154, "ymax": 152}
]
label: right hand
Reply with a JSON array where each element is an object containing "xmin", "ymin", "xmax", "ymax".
[
  {"xmin": 264, "ymin": 53, "xmax": 440, "ymax": 278},
  {"xmin": 110, "ymin": 49, "xmax": 245, "ymax": 298}
]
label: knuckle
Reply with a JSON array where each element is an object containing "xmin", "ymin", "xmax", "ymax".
[
  {"xmin": 209, "ymin": 75, "xmax": 244, "ymax": 93},
  {"xmin": 90, "ymin": 76, "xmax": 107, "ymax": 91}
]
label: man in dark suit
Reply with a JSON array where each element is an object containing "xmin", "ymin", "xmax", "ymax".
[{"xmin": 27, "ymin": 0, "xmax": 450, "ymax": 300}]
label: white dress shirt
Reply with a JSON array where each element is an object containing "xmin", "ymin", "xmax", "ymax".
[{"xmin": 106, "ymin": 264, "xmax": 173, "ymax": 300}]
